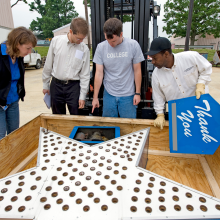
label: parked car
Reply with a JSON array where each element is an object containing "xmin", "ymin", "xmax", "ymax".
[
  {"xmin": 24, "ymin": 48, "xmax": 41, "ymax": 69},
  {"xmin": 36, "ymin": 40, "xmax": 50, "ymax": 46}
]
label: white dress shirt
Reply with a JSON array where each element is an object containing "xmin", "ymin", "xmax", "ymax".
[
  {"xmin": 42, "ymin": 35, "xmax": 90, "ymax": 100},
  {"xmin": 152, "ymin": 51, "xmax": 212, "ymax": 114}
]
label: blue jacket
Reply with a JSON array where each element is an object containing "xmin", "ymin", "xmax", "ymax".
[{"xmin": 0, "ymin": 44, "xmax": 25, "ymax": 106}]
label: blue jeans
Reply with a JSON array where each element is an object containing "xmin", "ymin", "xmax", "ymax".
[
  {"xmin": 0, "ymin": 100, "xmax": 19, "ymax": 140},
  {"xmin": 102, "ymin": 89, "xmax": 137, "ymax": 118}
]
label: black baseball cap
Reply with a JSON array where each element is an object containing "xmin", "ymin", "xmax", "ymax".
[{"xmin": 146, "ymin": 37, "xmax": 171, "ymax": 56}]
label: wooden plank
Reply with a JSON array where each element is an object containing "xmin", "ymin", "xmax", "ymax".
[
  {"xmin": 205, "ymin": 146, "xmax": 220, "ymax": 190},
  {"xmin": 22, "ymin": 155, "xmax": 38, "ymax": 171},
  {"xmin": 0, "ymin": 116, "xmax": 41, "ymax": 178},
  {"xmin": 41, "ymin": 117, "xmax": 47, "ymax": 129},
  {"xmin": 198, "ymin": 155, "xmax": 220, "ymax": 199},
  {"xmin": 7, "ymin": 149, "xmax": 38, "ymax": 176},
  {"xmin": 148, "ymin": 149, "xmax": 199, "ymax": 159},
  {"xmin": 146, "ymin": 154, "xmax": 213, "ymax": 196},
  {"xmin": 40, "ymin": 114, "xmax": 170, "ymax": 151},
  {"xmin": 40, "ymin": 113, "xmax": 166, "ymax": 126},
  {"xmin": 138, "ymin": 137, "xmax": 149, "ymax": 169}
]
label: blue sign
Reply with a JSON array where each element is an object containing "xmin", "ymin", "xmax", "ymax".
[{"xmin": 168, "ymin": 94, "xmax": 220, "ymax": 155}]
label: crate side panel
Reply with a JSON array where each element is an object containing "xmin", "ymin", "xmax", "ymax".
[{"xmin": 0, "ymin": 116, "xmax": 41, "ymax": 178}]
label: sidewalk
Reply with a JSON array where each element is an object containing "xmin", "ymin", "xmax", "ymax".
[
  {"xmin": 19, "ymin": 67, "xmax": 220, "ymax": 127},
  {"xmin": 209, "ymin": 67, "xmax": 220, "ymax": 103},
  {"xmin": 19, "ymin": 68, "xmax": 51, "ymax": 126}
]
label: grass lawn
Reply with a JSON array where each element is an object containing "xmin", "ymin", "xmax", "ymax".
[
  {"xmin": 34, "ymin": 46, "xmax": 50, "ymax": 57},
  {"xmin": 90, "ymin": 48, "xmax": 92, "ymax": 60},
  {"xmin": 35, "ymin": 46, "xmax": 93, "ymax": 61},
  {"xmin": 35, "ymin": 46, "xmax": 215, "ymax": 63},
  {"xmin": 172, "ymin": 49, "xmax": 215, "ymax": 62}
]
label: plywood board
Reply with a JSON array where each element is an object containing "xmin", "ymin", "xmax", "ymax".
[
  {"xmin": 7, "ymin": 149, "xmax": 38, "ymax": 176},
  {"xmin": 198, "ymin": 155, "xmax": 220, "ymax": 199},
  {"xmin": 0, "ymin": 116, "xmax": 41, "ymax": 178},
  {"xmin": 22, "ymin": 154, "xmax": 38, "ymax": 171},
  {"xmin": 146, "ymin": 154, "xmax": 213, "ymax": 196},
  {"xmin": 205, "ymin": 145, "xmax": 220, "ymax": 189},
  {"xmin": 148, "ymin": 149, "xmax": 199, "ymax": 159}
]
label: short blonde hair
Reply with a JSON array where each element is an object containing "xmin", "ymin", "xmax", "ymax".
[{"xmin": 6, "ymin": 27, "xmax": 37, "ymax": 58}]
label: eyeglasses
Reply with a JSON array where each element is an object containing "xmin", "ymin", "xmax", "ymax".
[{"xmin": 74, "ymin": 35, "xmax": 85, "ymax": 41}]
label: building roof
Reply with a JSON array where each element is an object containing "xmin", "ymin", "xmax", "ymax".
[
  {"xmin": 52, "ymin": 23, "xmax": 70, "ymax": 33},
  {"xmin": 52, "ymin": 22, "xmax": 92, "ymax": 33}
]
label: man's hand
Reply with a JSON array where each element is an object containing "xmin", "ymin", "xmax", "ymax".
[
  {"xmin": 195, "ymin": 83, "xmax": 205, "ymax": 99},
  {"xmin": 154, "ymin": 113, "xmax": 165, "ymax": 130},
  {"xmin": 78, "ymin": 100, "xmax": 85, "ymax": 109},
  {"xmin": 92, "ymin": 98, "xmax": 99, "ymax": 113},
  {"xmin": 133, "ymin": 94, "xmax": 141, "ymax": 105},
  {"xmin": 43, "ymin": 89, "xmax": 50, "ymax": 95}
]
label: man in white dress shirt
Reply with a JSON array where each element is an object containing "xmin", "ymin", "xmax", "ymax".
[
  {"xmin": 146, "ymin": 37, "xmax": 212, "ymax": 129},
  {"xmin": 42, "ymin": 17, "xmax": 90, "ymax": 115}
]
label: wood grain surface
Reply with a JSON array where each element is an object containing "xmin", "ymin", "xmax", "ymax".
[
  {"xmin": 22, "ymin": 155, "xmax": 38, "ymax": 171},
  {"xmin": 0, "ymin": 116, "xmax": 41, "ymax": 178},
  {"xmin": 199, "ymin": 155, "xmax": 220, "ymax": 198},
  {"xmin": 205, "ymin": 145, "xmax": 220, "ymax": 189},
  {"xmin": 146, "ymin": 154, "xmax": 213, "ymax": 196}
]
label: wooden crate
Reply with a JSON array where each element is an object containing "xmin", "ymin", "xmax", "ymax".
[{"xmin": 0, "ymin": 113, "xmax": 220, "ymax": 199}]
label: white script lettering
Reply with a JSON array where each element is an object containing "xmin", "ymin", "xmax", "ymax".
[
  {"xmin": 177, "ymin": 111, "xmax": 194, "ymax": 137},
  {"xmin": 194, "ymin": 100, "xmax": 218, "ymax": 144}
]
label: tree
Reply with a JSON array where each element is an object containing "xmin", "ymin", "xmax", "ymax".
[
  {"xmin": 11, "ymin": 0, "xmax": 27, "ymax": 8},
  {"xmin": 163, "ymin": 0, "xmax": 220, "ymax": 45},
  {"xmin": 29, "ymin": 0, "xmax": 79, "ymax": 38}
]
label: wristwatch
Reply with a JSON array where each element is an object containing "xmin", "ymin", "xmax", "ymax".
[{"xmin": 135, "ymin": 93, "xmax": 141, "ymax": 96}]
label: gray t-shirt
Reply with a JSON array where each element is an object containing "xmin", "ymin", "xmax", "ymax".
[{"xmin": 93, "ymin": 37, "xmax": 145, "ymax": 97}]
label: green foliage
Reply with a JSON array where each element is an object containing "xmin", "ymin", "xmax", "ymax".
[
  {"xmin": 122, "ymin": 15, "xmax": 133, "ymax": 23},
  {"xmin": 29, "ymin": 0, "xmax": 79, "ymax": 38},
  {"xmin": 163, "ymin": 0, "xmax": 220, "ymax": 45}
]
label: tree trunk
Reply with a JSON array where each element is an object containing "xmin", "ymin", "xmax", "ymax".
[
  {"xmin": 84, "ymin": 0, "xmax": 91, "ymax": 50},
  {"xmin": 190, "ymin": 30, "xmax": 196, "ymax": 46},
  {"xmin": 184, "ymin": 0, "xmax": 194, "ymax": 51}
]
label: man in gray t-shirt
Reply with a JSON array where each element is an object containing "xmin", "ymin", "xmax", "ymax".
[{"xmin": 92, "ymin": 18, "xmax": 144, "ymax": 118}]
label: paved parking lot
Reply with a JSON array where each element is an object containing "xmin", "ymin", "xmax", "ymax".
[
  {"xmin": 19, "ymin": 67, "xmax": 51, "ymax": 126},
  {"xmin": 19, "ymin": 67, "xmax": 220, "ymax": 127}
]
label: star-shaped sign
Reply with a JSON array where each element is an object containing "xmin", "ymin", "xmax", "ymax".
[{"xmin": 0, "ymin": 127, "xmax": 220, "ymax": 219}]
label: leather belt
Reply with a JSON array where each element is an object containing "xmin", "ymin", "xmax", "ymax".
[{"xmin": 52, "ymin": 76, "xmax": 78, "ymax": 85}]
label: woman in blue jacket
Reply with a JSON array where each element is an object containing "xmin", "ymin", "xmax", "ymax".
[{"xmin": 0, "ymin": 27, "xmax": 37, "ymax": 139}]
